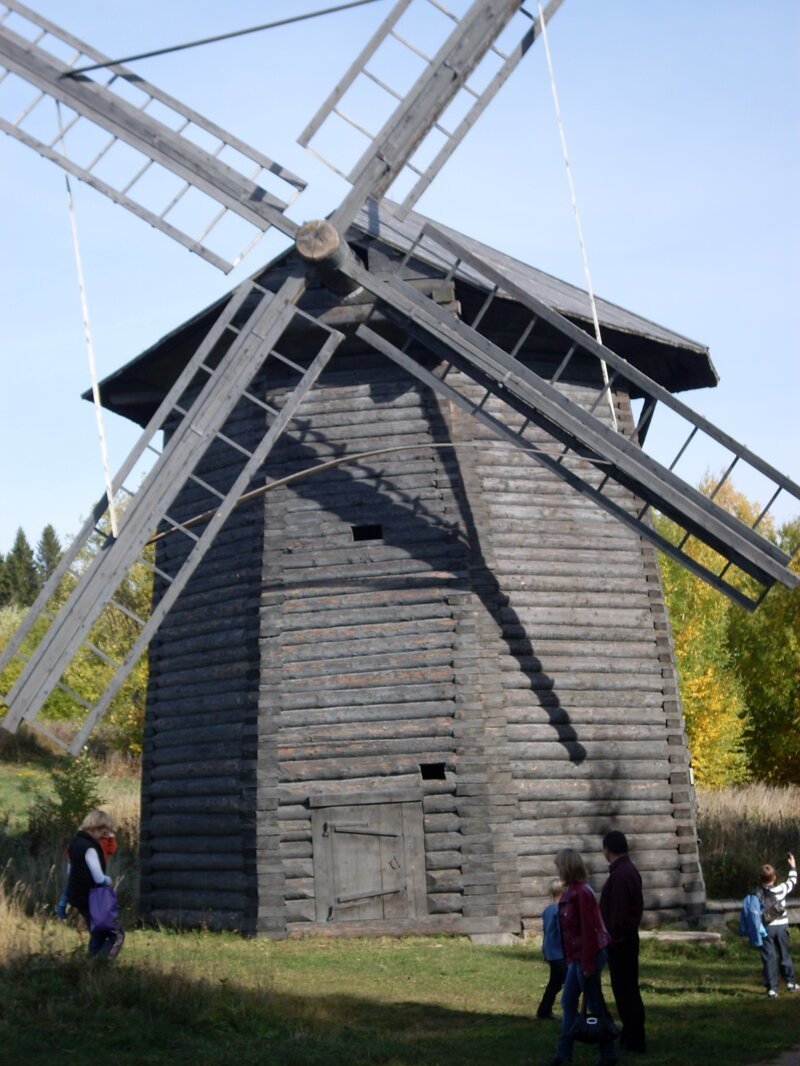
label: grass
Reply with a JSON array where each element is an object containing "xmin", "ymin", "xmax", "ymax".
[
  {"xmin": 2, "ymin": 918, "xmax": 800, "ymax": 1066},
  {"xmin": 2, "ymin": 739, "xmax": 800, "ymax": 1064}
]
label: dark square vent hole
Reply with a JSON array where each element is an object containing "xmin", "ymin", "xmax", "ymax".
[
  {"xmin": 419, "ymin": 762, "xmax": 447, "ymax": 781},
  {"xmin": 351, "ymin": 523, "xmax": 383, "ymax": 542}
]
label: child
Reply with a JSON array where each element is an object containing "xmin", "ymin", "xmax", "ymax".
[
  {"xmin": 759, "ymin": 852, "xmax": 798, "ymax": 998},
  {"xmin": 537, "ymin": 879, "xmax": 567, "ymax": 1019}
]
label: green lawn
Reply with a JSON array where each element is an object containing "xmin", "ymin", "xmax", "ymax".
[
  {"xmin": 0, "ymin": 759, "xmax": 51, "ymax": 831},
  {"xmin": 2, "ymin": 930, "xmax": 799, "ymax": 1066}
]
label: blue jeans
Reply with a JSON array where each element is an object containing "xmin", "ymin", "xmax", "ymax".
[{"xmin": 556, "ymin": 951, "xmax": 618, "ymax": 1063}]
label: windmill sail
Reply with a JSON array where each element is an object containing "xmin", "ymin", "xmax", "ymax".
[
  {"xmin": 0, "ymin": 278, "xmax": 341, "ymax": 752},
  {"xmin": 300, "ymin": 0, "xmax": 562, "ymax": 231},
  {"xmin": 0, "ymin": 0, "xmax": 305, "ymax": 271},
  {"xmin": 346, "ymin": 221, "xmax": 799, "ymax": 609}
]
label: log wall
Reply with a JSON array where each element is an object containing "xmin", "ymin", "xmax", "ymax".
[{"xmin": 138, "ymin": 269, "xmax": 704, "ymax": 936}]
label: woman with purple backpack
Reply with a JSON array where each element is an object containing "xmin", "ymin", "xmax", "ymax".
[{"xmin": 66, "ymin": 808, "xmax": 125, "ymax": 960}]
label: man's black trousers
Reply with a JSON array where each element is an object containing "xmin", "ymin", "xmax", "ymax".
[{"xmin": 607, "ymin": 932, "xmax": 646, "ymax": 1052}]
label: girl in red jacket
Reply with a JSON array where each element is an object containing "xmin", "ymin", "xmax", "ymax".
[{"xmin": 546, "ymin": 848, "xmax": 618, "ymax": 1066}]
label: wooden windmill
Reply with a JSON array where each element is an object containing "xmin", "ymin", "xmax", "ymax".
[{"xmin": 0, "ymin": 0, "xmax": 798, "ymax": 938}]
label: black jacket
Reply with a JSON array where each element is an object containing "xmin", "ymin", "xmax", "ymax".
[{"xmin": 66, "ymin": 830, "xmax": 105, "ymax": 912}]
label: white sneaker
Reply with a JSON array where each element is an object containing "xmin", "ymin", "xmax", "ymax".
[
  {"xmin": 787, "ymin": 983, "xmax": 800, "ymax": 992},
  {"xmin": 767, "ymin": 989, "xmax": 778, "ymax": 998}
]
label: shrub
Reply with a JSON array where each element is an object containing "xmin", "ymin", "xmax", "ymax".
[{"xmin": 27, "ymin": 754, "xmax": 105, "ymax": 852}]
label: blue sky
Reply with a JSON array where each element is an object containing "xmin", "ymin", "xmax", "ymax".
[{"xmin": 0, "ymin": 0, "xmax": 798, "ymax": 554}]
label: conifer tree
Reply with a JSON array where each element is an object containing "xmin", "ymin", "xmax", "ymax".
[
  {"xmin": 5, "ymin": 528, "xmax": 39, "ymax": 607},
  {"xmin": 35, "ymin": 524, "xmax": 63, "ymax": 584},
  {"xmin": 0, "ymin": 552, "xmax": 11, "ymax": 607}
]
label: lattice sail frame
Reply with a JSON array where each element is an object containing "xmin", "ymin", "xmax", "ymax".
[
  {"xmin": 0, "ymin": 279, "xmax": 342, "ymax": 752},
  {"xmin": 0, "ymin": 0, "xmax": 306, "ymax": 271},
  {"xmin": 1, "ymin": 0, "xmax": 568, "ymax": 748},
  {"xmin": 341, "ymin": 220, "xmax": 800, "ymax": 610},
  {"xmin": 1, "ymin": 0, "xmax": 797, "ymax": 755}
]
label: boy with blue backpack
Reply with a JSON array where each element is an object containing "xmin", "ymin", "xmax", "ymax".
[{"xmin": 740, "ymin": 852, "xmax": 797, "ymax": 997}]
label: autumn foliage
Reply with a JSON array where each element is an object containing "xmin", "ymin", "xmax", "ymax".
[{"xmin": 657, "ymin": 477, "xmax": 800, "ymax": 787}]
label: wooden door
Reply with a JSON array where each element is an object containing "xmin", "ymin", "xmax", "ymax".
[{"xmin": 312, "ymin": 799, "xmax": 426, "ymax": 924}]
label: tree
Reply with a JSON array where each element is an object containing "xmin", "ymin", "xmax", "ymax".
[
  {"xmin": 657, "ymin": 474, "xmax": 800, "ymax": 787},
  {"xmin": 0, "ymin": 552, "xmax": 11, "ymax": 607},
  {"xmin": 726, "ymin": 517, "xmax": 800, "ymax": 784},
  {"xmin": 4, "ymin": 528, "xmax": 38, "ymax": 607},
  {"xmin": 657, "ymin": 518, "xmax": 750, "ymax": 788},
  {"xmin": 35, "ymin": 524, "xmax": 62, "ymax": 585}
]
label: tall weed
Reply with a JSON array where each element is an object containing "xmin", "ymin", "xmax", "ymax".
[{"xmin": 0, "ymin": 870, "xmax": 80, "ymax": 965}]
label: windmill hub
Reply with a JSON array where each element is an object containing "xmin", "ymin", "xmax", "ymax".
[
  {"xmin": 295, "ymin": 219, "xmax": 361, "ymax": 295},
  {"xmin": 295, "ymin": 219, "xmax": 342, "ymax": 263}
]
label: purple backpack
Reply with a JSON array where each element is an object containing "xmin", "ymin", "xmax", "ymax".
[{"xmin": 88, "ymin": 885, "xmax": 120, "ymax": 932}]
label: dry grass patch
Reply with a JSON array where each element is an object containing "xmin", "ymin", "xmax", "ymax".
[{"xmin": 697, "ymin": 784, "xmax": 800, "ymax": 897}]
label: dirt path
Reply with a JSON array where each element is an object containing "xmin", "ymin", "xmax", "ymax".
[{"xmin": 750, "ymin": 1047, "xmax": 800, "ymax": 1066}]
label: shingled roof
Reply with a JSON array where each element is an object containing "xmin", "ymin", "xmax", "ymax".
[{"xmin": 91, "ymin": 200, "xmax": 717, "ymax": 426}]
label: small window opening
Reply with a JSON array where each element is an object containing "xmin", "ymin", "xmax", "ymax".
[
  {"xmin": 351, "ymin": 523, "xmax": 383, "ymax": 542},
  {"xmin": 419, "ymin": 762, "xmax": 447, "ymax": 781}
]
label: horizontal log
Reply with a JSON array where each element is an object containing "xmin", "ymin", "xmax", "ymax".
[
  {"xmin": 427, "ymin": 893, "xmax": 462, "ymax": 914},
  {"xmin": 506, "ymin": 708, "xmax": 672, "ymax": 728},
  {"xmin": 499, "ymin": 606, "xmax": 653, "ymax": 628},
  {"xmin": 146, "ymin": 852, "xmax": 245, "ymax": 872},
  {"xmin": 511, "ymin": 760, "xmax": 671, "ymax": 781},
  {"xmin": 278, "ymin": 700, "xmax": 454, "ymax": 728},
  {"xmin": 516, "ymin": 832, "xmax": 680, "ymax": 856},
  {"xmin": 517, "ymin": 798, "xmax": 676, "ymax": 818},
  {"xmin": 147, "ymin": 776, "xmax": 244, "ymax": 799},
  {"xmin": 277, "ymin": 774, "xmax": 421, "ymax": 804},
  {"xmin": 149, "ymin": 759, "xmax": 244, "ymax": 781},
  {"xmin": 279, "ymin": 736, "xmax": 455, "ymax": 762},
  {"xmin": 425, "ymin": 850, "xmax": 462, "ymax": 870},
  {"xmin": 503, "ymin": 689, "xmax": 667, "ymax": 709},
  {"xmin": 281, "ymin": 601, "xmax": 453, "ymax": 630},
  {"xmin": 281, "ymin": 665, "xmax": 454, "ymax": 695},
  {"xmin": 149, "ymin": 795, "xmax": 243, "ymax": 816},
  {"xmin": 148, "ymin": 814, "xmax": 241, "ymax": 836},
  {"xmin": 149, "ymin": 871, "xmax": 250, "ymax": 892},
  {"xmin": 151, "ymin": 742, "xmax": 245, "ymax": 767},
  {"xmin": 424, "ymin": 813, "xmax": 460, "ymax": 833},
  {"xmin": 285, "ymin": 877, "xmax": 314, "ymax": 901},
  {"xmin": 280, "ymin": 683, "xmax": 454, "ymax": 712},
  {"xmin": 504, "ymin": 742, "xmax": 669, "ymax": 761},
  {"xmin": 520, "ymin": 867, "xmax": 686, "ymax": 900},
  {"xmin": 502, "ymin": 677, "xmax": 666, "ymax": 695},
  {"xmin": 518, "ymin": 850, "xmax": 683, "ymax": 878},
  {"xmin": 513, "ymin": 815, "xmax": 677, "ymax": 837},
  {"xmin": 285, "ymin": 914, "xmax": 517, "ymax": 938},
  {"xmin": 146, "ymin": 909, "xmax": 247, "ymax": 931},
  {"xmin": 146, "ymin": 835, "xmax": 245, "ymax": 854},
  {"xmin": 147, "ymin": 889, "xmax": 247, "ymax": 909},
  {"xmin": 149, "ymin": 724, "xmax": 245, "ymax": 749},
  {"xmin": 286, "ymin": 899, "xmax": 316, "ymax": 923},
  {"xmin": 279, "ymin": 754, "xmax": 453, "ymax": 782},
  {"xmin": 283, "ymin": 858, "xmax": 313, "ymax": 878},
  {"xmin": 281, "ymin": 649, "xmax": 455, "ymax": 683},
  {"xmin": 426, "ymin": 870, "xmax": 463, "ymax": 892},
  {"xmin": 279, "ymin": 717, "xmax": 454, "ymax": 747}
]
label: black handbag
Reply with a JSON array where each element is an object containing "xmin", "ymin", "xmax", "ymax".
[{"xmin": 568, "ymin": 972, "xmax": 620, "ymax": 1045}]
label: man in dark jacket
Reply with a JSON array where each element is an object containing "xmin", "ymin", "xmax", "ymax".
[{"xmin": 600, "ymin": 830, "xmax": 646, "ymax": 1054}]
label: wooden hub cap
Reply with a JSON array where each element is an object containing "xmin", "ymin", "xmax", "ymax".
[{"xmin": 295, "ymin": 219, "xmax": 342, "ymax": 264}]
